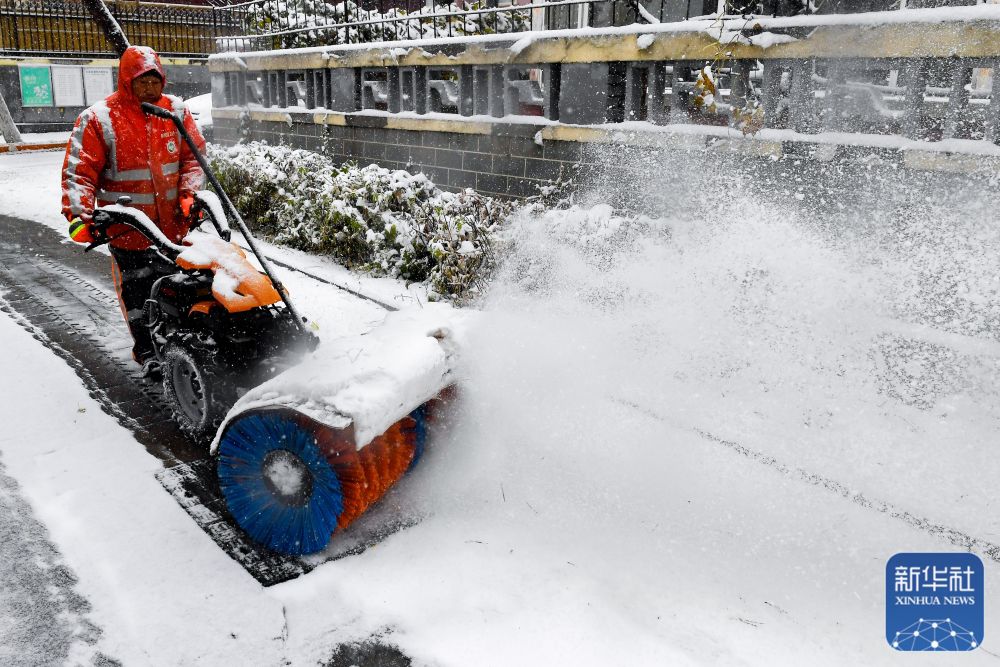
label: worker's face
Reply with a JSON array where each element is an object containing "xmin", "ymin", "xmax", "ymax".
[{"xmin": 131, "ymin": 72, "xmax": 163, "ymax": 104}]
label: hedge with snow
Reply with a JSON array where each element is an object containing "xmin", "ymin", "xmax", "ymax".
[{"xmin": 208, "ymin": 142, "xmax": 517, "ymax": 300}]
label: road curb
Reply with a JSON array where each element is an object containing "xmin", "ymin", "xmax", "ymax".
[{"xmin": 0, "ymin": 142, "xmax": 65, "ymax": 154}]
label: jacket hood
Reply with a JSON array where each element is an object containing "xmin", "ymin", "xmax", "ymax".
[{"xmin": 118, "ymin": 46, "xmax": 167, "ymax": 103}]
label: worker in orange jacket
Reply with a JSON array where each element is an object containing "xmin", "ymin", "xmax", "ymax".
[{"xmin": 61, "ymin": 45, "xmax": 206, "ymax": 369}]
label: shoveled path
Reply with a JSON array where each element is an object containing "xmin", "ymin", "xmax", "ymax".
[
  {"xmin": 0, "ymin": 212, "xmax": 417, "ymax": 664},
  {"xmin": 0, "ymin": 214, "xmax": 423, "ymax": 588},
  {"xmin": 0, "ymin": 213, "xmax": 315, "ymax": 585},
  {"xmin": 0, "ymin": 218, "xmax": 129, "ymax": 664}
]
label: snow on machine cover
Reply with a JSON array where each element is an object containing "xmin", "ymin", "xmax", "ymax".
[{"xmin": 210, "ymin": 304, "xmax": 470, "ymax": 555}]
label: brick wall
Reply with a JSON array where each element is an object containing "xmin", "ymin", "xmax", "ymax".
[{"xmin": 212, "ymin": 114, "xmax": 593, "ymax": 199}]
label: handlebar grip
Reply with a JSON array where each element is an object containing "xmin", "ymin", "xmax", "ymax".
[
  {"xmin": 81, "ymin": 214, "xmax": 108, "ymax": 252},
  {"xmin": 140, "ymin": 102, "xmax": 175, "ymax": 120},
  {"xmin": 91, "ymin": 209, "xmax": 111, "ymax": 228}
]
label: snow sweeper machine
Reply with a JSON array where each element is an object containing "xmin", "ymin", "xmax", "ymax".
[{"xmin": 83, "ymin": 102, "xmax": 459, "ymax": 559}]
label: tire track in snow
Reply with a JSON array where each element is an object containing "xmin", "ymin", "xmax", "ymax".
[{"xmin": 614, "ymin": 397, "xmax": 1000, "ymax": 563}]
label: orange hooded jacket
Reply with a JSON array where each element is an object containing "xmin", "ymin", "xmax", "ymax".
[{"xmin": 61, "ymin": 46, "xmax": 206, "ymax": 250}]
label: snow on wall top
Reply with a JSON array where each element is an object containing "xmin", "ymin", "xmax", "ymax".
[{"xmin": 210, "ymin": 303, "xmax": 473, "ymax": 454}]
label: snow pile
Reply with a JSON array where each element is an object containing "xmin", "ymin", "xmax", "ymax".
[
  {"xmin": 500, "ymin": 202, "xmax": 665, "ymax": 288},
  {"xmin": 366, "ymin": 159, "xmax": 1000, "ymax": 662},
  {"xmin": 709, "ymin": 25, "xmax": 798, "ymax": 49},
  {"xmin": 209, "ymin": 141, "xmax": 517, "ymax": 301},
  {"xmin": 508, "ymin": 35, "xmax": 534, "ymax": 55},
  {"xmin": 213, "ymin": 302, "xmax": 471, "ymax": 452},
  {"xmin": 490, "ymin": 198, "xmax": 876, "ymax": 422},
  {"xmin": 186, "ymin": 93, "xmax": 213, "ymax": 132},
  {"xmin": 455, "ymin": 146, "xmax": 1000, "ymax": 547}
]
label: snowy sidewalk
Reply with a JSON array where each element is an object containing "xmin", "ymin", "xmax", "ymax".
[
  {"xmin": 3, "ymin": 148, "xmax": 1000, "ymax": 665},
  {"xmin": 0, "ymin": 131, "xmax": 70, "ymax": 154},
  {"xmin": 0, "ymin": 456, "xmax": 108, "ymax": 666}
]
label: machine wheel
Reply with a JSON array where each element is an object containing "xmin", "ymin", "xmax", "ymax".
[{"xmin": 162, "ymin": 341, "xmax": 237, "ymax": 443}]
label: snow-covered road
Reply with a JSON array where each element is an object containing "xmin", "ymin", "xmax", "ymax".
[
  {"xmin": 2, "ymin": 149, "xmax": 1000, "ymax": 665},
  {"xmin": 0, "ymin": 454, "xmax": 105, "ymax": 666}
]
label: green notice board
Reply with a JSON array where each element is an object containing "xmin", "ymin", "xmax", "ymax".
[{"xmin": 19, "ymin": 66, "xmax": 53, "ymax": 107}]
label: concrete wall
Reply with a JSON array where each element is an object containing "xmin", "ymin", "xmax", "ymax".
[
  {"xmin": 212, "ymin": 108, "xmax": 996, "ymax": 204},
  {"xmin": 208, "ymin": 16, "xmax": 1000, "ymax": 198},
  {"xmin": 0, "ymin": 58, "xmax": 211, "ymax": 133}
]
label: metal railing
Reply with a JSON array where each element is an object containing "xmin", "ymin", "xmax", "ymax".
[
  {"xmin": 0, "ymin": 0, "xmax": 793, "ymax": 58},
  {"xmin": 0, "ymin": 0, "xmax": 242, "ymax": 58},
  {"xmin": 217, "ymin": 0, "xmax": 600, "ymax": 52},
  {"xmin": 0, "ymin": 0, "xmax": 635, "ymax": 58},
  {"xmin": 214, "ymin": 0, "xmax": 935, "ymax": 53},
  {"xmin": 0, "ymin": 0, "xmax": 963, "ymax": 58}
]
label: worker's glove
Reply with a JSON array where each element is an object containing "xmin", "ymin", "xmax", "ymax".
[
  {"xmin": 68, "ymin": 217, "xmax": 95, "ymax": 244},
  {"xmin": 179, "ymin": 193, "xmax": 195, "ymax": 218}
]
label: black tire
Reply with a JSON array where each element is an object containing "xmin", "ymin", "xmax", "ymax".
[{"xmin": 161, "ymin": 341, "xmax": 237, "ymax": 443}]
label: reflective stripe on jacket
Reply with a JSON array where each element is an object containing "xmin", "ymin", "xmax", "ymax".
[{"xmin": 61, "ymin": 46, "xmax": 206, "ymax": 250}]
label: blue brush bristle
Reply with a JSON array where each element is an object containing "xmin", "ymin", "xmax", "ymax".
[
  {"xmin": 217, "ymin": 410, "xmax": 344, "ymax": 555},
  {"xmin": 406, "ymin": 405, "xmax": 428, "ymax": 471}
]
